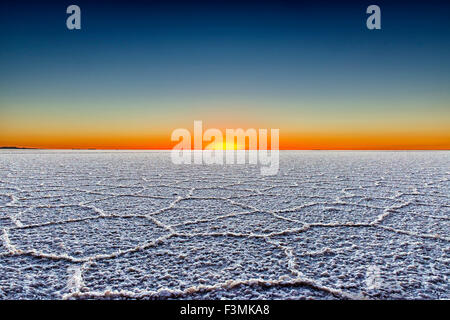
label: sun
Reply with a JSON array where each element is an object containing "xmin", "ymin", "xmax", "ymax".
[{"xmin": 209, "ymin": 141, "xmax": 243, "ymax": 150}]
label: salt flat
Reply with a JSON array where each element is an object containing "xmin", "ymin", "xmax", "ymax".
[{"xmin": 0, "ymin": 150, "xmax": 448, "ymax": 299}]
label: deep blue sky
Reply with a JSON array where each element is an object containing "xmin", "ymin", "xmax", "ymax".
[{"xmin": 1, "ymin": 0, "xmax": 449, "ymax": 148}]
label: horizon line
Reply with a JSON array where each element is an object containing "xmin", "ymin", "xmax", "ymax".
[{"xmin": 1, "ymin": 147, "xmax": 449, "ymax": 151}]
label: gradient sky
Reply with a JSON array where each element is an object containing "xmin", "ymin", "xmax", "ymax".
[{"xmin": 1, "ymin": 0, "xmax": 449, "ymax": 149}]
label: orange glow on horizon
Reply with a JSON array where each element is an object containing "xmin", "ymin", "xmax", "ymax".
[
  {"xmin": 1, "ymin": 133, "xmax": 449, "ymax": 150},
  {"xmin": 1, "ymin": 115, "xmax": 449, "ymax": 150}
]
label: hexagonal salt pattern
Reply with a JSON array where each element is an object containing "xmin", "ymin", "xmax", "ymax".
[
  {"xmin": 81, "ymin": 235, "xmax": 289, "ymax": 294},
  {"xmin": 0, "ymin": 255, "xmax": 76, "ymax": 299},
  {"xmin": 0, "ymin": 150, "xmax": 448, "ymax": 299}
]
